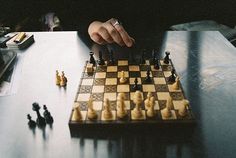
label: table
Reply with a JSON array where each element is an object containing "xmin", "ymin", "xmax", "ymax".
[{"xmin": 0, "ymin": 31, "xmax": 236, "ymax": 158}]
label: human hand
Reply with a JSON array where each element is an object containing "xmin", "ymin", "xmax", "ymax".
[{"xmin": 88, "ymin": 18, "xmax": 135, "ymax": 47}]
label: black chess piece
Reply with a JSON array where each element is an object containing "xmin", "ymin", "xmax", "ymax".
[
  {"xmin": 32, "ymin": 102, "xmax": 46, "ymax": 126},
  {"xmin": 140, "ymin": 49, "xmax": 146, "ymax": 64},
  {"xmin": 168, "ymin": 69, "xmax": 176, "ymax": 83},
  {"xmin": 154, "ymin": 58, "xmax": 160, "ymax": 69},
  {"xmin": 27, "ymin": 114, "xmax": 36, "ymax": 128},
  {"xmin": 152, "ymin": 49, "xmax": 156, "ymax": 64},
  {"xmin": 109, "ymin": 50, "xmax": 115, "ymax": 65},
  {"xmin": 133, "ymin": 77, "xmax": 139, "ymax": 90},
  {"xmin": 43, "ymin": 105, "xmax": 54, "ymax": 124},
  {"xmin": 144, "ymin": 67, "xmax": 152, "ymax": 83},
  {"xmin": 89, "ymin": 52, "xmax": 96, "ymax": 66},
  {"xmin": 98, "ymin": 51, "xmax": 105, "ymax": 65},
  {"xmin": 164, "ymin": 51, "xmax": 170, "ymax": 64}
]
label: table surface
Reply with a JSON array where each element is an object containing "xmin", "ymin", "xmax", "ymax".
[{"xmin": 0, "ymin": 31, "xmax": 236, "ymax": 158}]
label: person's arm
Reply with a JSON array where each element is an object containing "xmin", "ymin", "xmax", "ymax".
[{"xmin": 88, "ymin": 18, "xmax": 135, "ymax": 47}]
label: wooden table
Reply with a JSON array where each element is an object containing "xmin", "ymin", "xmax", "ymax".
[{"xmin": 0, "ymin": 31, "xmax": 236, "ymax": 158}]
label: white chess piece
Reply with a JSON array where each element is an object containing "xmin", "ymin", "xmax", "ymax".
[
  {"xmin": 162, "ymin": 96, "xmax": 173, "ymax": 118},
  {"xmin": 179, "ymin": 99, "xmax": 189, "ymax": 117},
  {"xmin": 147, "ymin": 96, "xmax": 156, "ymax": 117},
  {"xmin": 117, "ymin": 93, "xmax": 127, "ymax": 118},
  {"xmin": 87, "ymin": 97, "xmax": 97, "ymax": 120},
  {"xmin": 144, "ymin": 92, "xmax": 152, "ymax": 109},
  {"xmin": 119, "ymin": 71, "xmax": 127, "ymax": 83},
  {"xmin": 56, "ymin": 70, "xmax": 61, "ymax": 85},
  {"xmin": 72, "ymin": 103, "xmax": 82, "ymax": 121},
  {"xmin": 132, "ymin": 91, "xmax": 143, "ymax": 119},
  {"xmin": 103, "ymin": 98, "xmax": 113, "ymax": 120},
  {"xmin": 172, "ymin": 76, "xmax": 180, "ymax": 90}
]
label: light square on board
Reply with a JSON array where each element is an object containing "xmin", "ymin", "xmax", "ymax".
[
  {"xmin": 129, "ymin": 65, "xmax": 140, "ymax": 71},
  {"xmin": 142, "ymin": 84, "xmax": 156, "ymax": 92},
  {"xmin": 93, "ymin": 101, "xmax": 103, "ymax": 110},
  {"xmin": 168, "ymin": 85, "xmax": 182, "ymax": 92},
  {"xmin": 118, "ymin": 60, "xmax": 128, "ymax": 66},
  {"xmin": 164, "ymin": 71, "xmax": 171, "ymax": 78},
  {"xmin": 77, "ymin": 93, "xmax": 91, "ymax": 101},
  {"xmin": 129, "ymin": 77, "xmax": 142, "ymax": 85},
  {"xmin": 141, "ymin": 71, "xmax": 153, "ymax": 77},
  {"xmin": 104, "ymin": 93, "xmax": 117, "ymax": 101},
  {"xmin": 117, "ymin": 85, "xmax": 130, "ymax": 92},
  {"xmin": 95, "ymin": 72, "xmax": 106, "ymax": 78},
  {"xmin": 173, "ymin": 100, "xmax": 184, "ymax": 110},
  {"xmin": 157, "ymin": 92, "xmax": 170, "ymax": 100},
  {"xmin": 107, "ymin": 66, "xmax": 117, "ymax": 72},
  {"xmin": 118, "ymin": 71, "xmax": 129, "ymax": 78},
  {"xmin": 92, "ymin": 86, "xmax": 104, "ymax": 93},
  {"xmin": 154, "ymin": 77, "xmax": 166, "ymax": 84},
  {"xmin": 81, "ymin": 79, "xmax": 93, "ymax": 85},
  {"xmin": 105, "ymin": 78, "xmax": 117, "ymax": 85}
]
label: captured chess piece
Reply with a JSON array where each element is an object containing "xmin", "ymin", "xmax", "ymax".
[
  {"xmin": 179, "ymin": 99, "xmax": 189, "ymax": 117},
  {"xmin": 117, "ymin": 93, "xmax": 127, "ymax": 119},
  {"xmin": 140, "ymin": 49, "xmax": 146, "ymax": 64},
  {"xmin": 56, "ymin": 70, "xmax": 61, "ymax": 85},
  {"xmin": 133, "ymin": 77, "xmax": 140, "ymax": 91},
  {"xmin": 27, "ymin": 114, "xmax": 36, "ymax": 128},
  {"xmin": 147, "ymin": 96, "xmax": 156, "ymax": 118},
  {"xmin": 119, "ymin": 71, "xmax": 127, "ymax": 83},
  {"xmin": 32, "ymin": 102, "xmax": 46, "ymax": 126},
  {"xmin": 164, "ymin": 51, "xmax": 170, "ymax": 64},
  {"xmin": 72, "ymin": 103, "xmax": 82, "ymax": 121},
  {"xmin": 60, "ymin": 71, "xmax": 67, "ymax": 87},
  {"xmin": 43, "ymin": 105, "xmax": 54, "ymax": 124},
  {"xmin": 103, "ymin": 98, "xmax": 113, "ymax": 120},
  {"xmin": 131, "ymin": 91, "xmax": 143, "ymax": 119},
  {"xmin": 98, "ymin": 50, "xmax": 105, "ymax": 65},
  {"xmin": 162, "ymin": 96, "xmax": 173, "ymax": 118},
  {"xmin": 168, "ymin": 69, "xmax": 176, "ymax": 83},
  {"xmin": 87, "ymin": 97, "xmax": 97, "ymax": 120},
  {"xmin": 172, "ymin": 76, "xmax": 180, "ymax": 90},
  {"xmin": 89, "ymin": 51, "xmax": 96, "ymax": 66},
  {"xmin": 144, "ymin": 92, "xmax": 152, "ymax": 109}
]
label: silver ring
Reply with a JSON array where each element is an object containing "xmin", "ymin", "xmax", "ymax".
[{"xmin": 112, "ymin": 19, "xmax": 121, "ymax": 27}]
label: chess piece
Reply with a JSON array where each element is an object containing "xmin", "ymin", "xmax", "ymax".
[
  {"xmin": 43, "ymin": 105, "xmax": 54, "ymax": 124},
  {"xmin": 132, "ymin": 91, "xmax": 143, "ymax": 119},
  {"xmin": 87, "ymin": 97, "xmax": 97, "ymax": 120},
  {"xmin": 172, "ymin": 76, "xmax": 180, "ymax": 90},
  {"xmin": 60, "ymin": 71, "xmax": 67, "ymax": 87},
  {"xmin": 179, "ymin": 99, "xmax": 189, "ymax": 117},
  {"xmin": 154, "ymin": 58, "xmax": 160, "ymax": 70},
  {"xmin": 144, "ymin": 67, "xmax": 151, "ymax": 83},
  {"xmin": 119, "ymin": 71, "xmax": 127, "ymax": 83},
  {"xmin": 162, "ymin": 96, "xmax": 173, "ymax": 118},
  {"xmin": 133, "ymin": 77, "xmax": 139, "ymax": 90},
  {"xmin": 86, "ymin": 63, "xmax": 94, "ymax": 73},
  {"xmin": 144, "ymin": 92, "xmax": 152, "ymax": 109},
  {"xmin": 164, "ymin": 51, "xmax": 170, "ymax": 64},
  {"xmin": 117, "ymin": 93, "xmax": 127, "ymax": 119},
  {"xmin": 168, "ymin": 69, "xmax": 176, "ymax": 83},
  {"xmin": 140, "ymin": 49, "xmax": 146, "ymax": 64},
  {"xmin": 72, "ymin": 103, "xmax": 82, "ymax": 121},
  {"xmin": 98, "ymin": 51, "xmax": 105, "ymax": 65},
  {"xmin": 152, "ymin": 49, "xmax": 156, "ymax": 64},
  {"xmin": 89, "ymin": 52, "xmax": 96, "ymax": 66},
  {"xmin": 56, "ymin": 70, "xmax": 61, "ymax": 85},
  {"xmin": 32, "ymin": 102, "xmax": 46, "ymax": 126},
  {"xmin": 147, "ymin": 97, "xmax": 156, "ymax": 117},
  {"xmin": 103, "ymin": 98, "xmax": 113, "ymax": 120},
  {"xmin": 27, "ymin": 114, "xmax": 36, "ymax": 128},
  {"xmin": 109, "ymin": 50, "xmax": 115, "ymax": 65}
]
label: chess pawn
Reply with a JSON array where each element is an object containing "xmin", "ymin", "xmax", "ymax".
[
  {"xmin": 117, "ymin": 93, "xmax": 127, "ymax": 119},
  {"xmin": 179, "ymin": 99, "xmax": 189, "ymax": 117},
  {"xmin": 119, "ymin": 71, "xmax": 127, "ymax": 83},
  {"xmin": 103, "ymin": 98, "xmax": 113, "ymax": 120},
  {"xmin": 87, "ymin": 97, "xmax": 97, "ymax": 120},
  {"xmin": 60, "ymin": 71, "xmax": 67, "ymax": 87},
  {"xmin": 144, "ymin": 92, "xmax": 152, "ymax": 109},
  {"xmin": 162, "ymin": 96, "xmax": 173, "ymax": 118},
  {"xmin": 72, "ymin": 103, "xmax": 82, "ymax": 121},
  {"xmin": 132, "ymin": 91, "xmax": 143, "ymax": 119},
  {"xmin": 173, "ymin": 76, "xmax": 180, "ymax": 90},
  {"xmin": 56, "ymin": 70, "xmax": 61, "ymax": 85},
  {"xmin": 147, "ymin": 97, "xmax": 156, "ymax": 117}
]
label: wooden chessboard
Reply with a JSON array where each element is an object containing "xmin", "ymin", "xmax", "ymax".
[{"xmin": 69, "ymin": 58, "xmax": 195, "ymax": 131}]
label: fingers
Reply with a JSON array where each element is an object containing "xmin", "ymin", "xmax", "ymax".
[{"xmin": 113, "ymin": 24, "xmax": 133, "ymax": 47}]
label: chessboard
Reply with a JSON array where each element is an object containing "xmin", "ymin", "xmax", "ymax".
[{"xmin": 69, "ymin": 52, "xmax": 195, "ymax": 132}]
